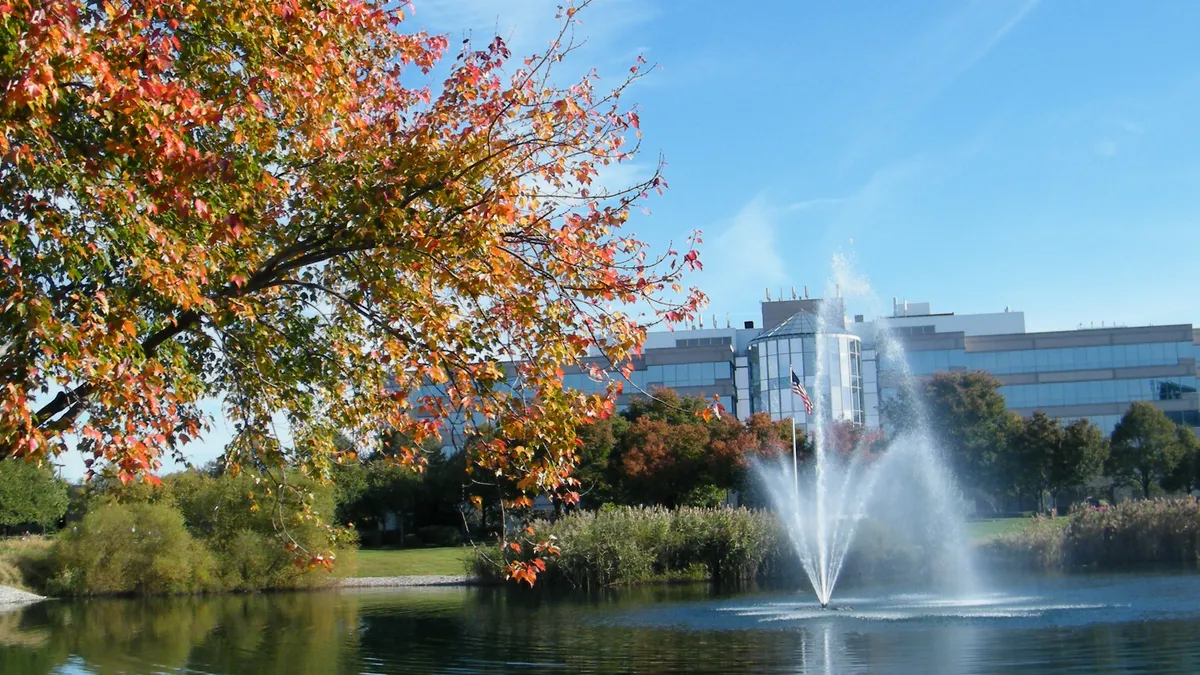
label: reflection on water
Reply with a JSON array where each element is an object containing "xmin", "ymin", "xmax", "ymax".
[{"xmin": 3, "ymin": 573, "xmax": 1200, "ymax": 673}]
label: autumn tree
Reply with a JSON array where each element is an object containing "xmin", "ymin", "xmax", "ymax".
[
  {"xmin": 606, "ymin": 389, "xmax": 791, "ymax": 507},
  {"xmin": 618, "ymin": 415, "xmax": 715, "ymax": 506},
  {"xmin": 824, "ymin": 419, "xmax": 887, "ymax": 460},
  {"xmin": 1106, "ymin": 402, "xmax": 1183, "ymax": 499},
  {"xmin": 0, "ymin": 1, "xmax": 704, "ymax": 581}
]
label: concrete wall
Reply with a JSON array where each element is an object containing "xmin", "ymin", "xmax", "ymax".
[
  {"xmin": 640, "ymin": 327, "xmax": 763, "ymax": 354},
  {"xmin": 760, "ymin": 298, "xmax": 844, "ymax": 331}
]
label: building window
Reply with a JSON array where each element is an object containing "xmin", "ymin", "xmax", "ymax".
[{"xmin": 674, "ymin": 336, "xmax": 733, "ymax": 348}]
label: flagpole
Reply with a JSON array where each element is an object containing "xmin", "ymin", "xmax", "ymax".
[
  {"xmin": 791, "ymin": 416, "xmax": 799, "ymax": 496},
  {"xmin": 789, "ymin": 366, "xmax": 800, "ymax": 497}
]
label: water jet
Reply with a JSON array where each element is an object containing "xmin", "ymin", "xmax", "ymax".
[{"xmin": 755, "ymin": 261, "xmax": 976, "ymax": 608}]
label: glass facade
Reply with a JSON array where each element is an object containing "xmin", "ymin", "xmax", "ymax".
[
  {"xmin": 999, "ymin": 377, "xmax": 1198, "ymax": 409},
  {"xmin": 878, "ymin": 335, "xmax": 1200, "ymax": 434},
  {"xmin": 901, "ymin": 341, "xmax": 1196, "ymax": 376},
  {"xmin": 748, "ymin": 320, "xmax": 864, "ymax": 426},
  {"xmin": 562, "ymin": 361, "xmax": 733, "ymax": 394}
]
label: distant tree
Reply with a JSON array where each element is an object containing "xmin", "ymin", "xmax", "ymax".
[
  {"xmin": 1162, "ymin": 425, "xmax": 1200, "ymax": 495},
  {"xmin": 0, "ymin": 458, "xmax": 69, "ymax": 531},
  {"xmin": 825, "ymin": 420, "xmax": 888, "ymax": 460},
  {"xmin": 878, "ymin": 384, "xmax": 920, "ymax": 435},
  {"xmin": 612, "ymin": 390, "xmax": 793, "ymax": 507},
  {"xmin": 574, "ymin": 415, "xmax": 629, "ymax": 508},
  {"xmin": 619, "ymin": 417, "xmax": 711, "ymax": 507},
  {"xmin": 1048, "ymin": 419, "xmax": 1108, "ymax": 509},
  {"xmin": 743, "ymin": 412, "xmax": 796, "ymax": 461},
  {"xmin": 1008, "ymin": 412, "xmax": 1061, "ymax": 511},
  {"xmin": 1107, "ymin": 402, "xmax": 1183, "ymax": 499},
  {"xmin": 333, "ymin": 433, "xmax": 467, "ymax": 543},
  {"xmin": 884, "ymin": 371, "xmax": 1014, "ymax": 511},
  {"xmin": 332, "ymin": 460, "xmax": 421, "ymax": 533},
  {"xmin": 624, "ymin": 387, "xmax": 711, "ymax": 426},
  {"xmin": 416, "ymin": 449, "xmax": 469, "ymax": 529}
]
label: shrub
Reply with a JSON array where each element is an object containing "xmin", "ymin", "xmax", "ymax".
[
  {"xmin": 166, "ymin": 471, "xmax": 356, "ymax": 590},
  {"xmin": 415, "ymin": 525, "xmax": 463, "ymax": 547},
  {"xmin": 49, "ymin": 503, "xmax": 217, "ymax": 595},
  {"xmin": 403, "ymin": 533, "xmax": 423, "ymax": 548},
  {"xmin": 515, "ymin": 506, "xmax": 784, "ymax": 588},
  {"xmin": 0, "ymin": 459, "xmax": 69, "ymax": 531},
  {"xmin": 0, "ymin": 535, "xmax": 55, "ymax": 592}
]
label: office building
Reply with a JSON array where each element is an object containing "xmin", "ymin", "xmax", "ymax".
[
  {"xmin": 584, "ymin": 295, "xmax": 1200, "ymax": 436},
  {"xmin": 417, "ymin": 293, "xmax": 1200, "ymax": 443},
  {"xmin": 882, "ymin": 321, "xmax": 1198, "ymax": 434}
]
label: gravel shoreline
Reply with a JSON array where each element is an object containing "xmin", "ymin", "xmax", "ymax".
[
  {"xmin": 0, "ymin": 585, "xmax": 45, "ymax": 611},
  {"xmin": 338, "ymin": 575, "xmax": 483, "ymax": 588}
]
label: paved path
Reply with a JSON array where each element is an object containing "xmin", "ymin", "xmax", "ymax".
[{"xmin": 339, "ymin": 575, "xmax": 480, "ymax": 588}]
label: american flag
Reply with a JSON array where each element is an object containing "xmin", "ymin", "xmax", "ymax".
[{"xmin": 790, "ymin": 368, "xmax": 814, "ymax": 415}]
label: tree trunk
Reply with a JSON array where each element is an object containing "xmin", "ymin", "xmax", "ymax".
[{"xmin": 1142, "ymin": 475, "xmax": 1151, "ymax": 499}]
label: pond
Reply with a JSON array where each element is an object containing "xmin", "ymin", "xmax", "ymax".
[{"xmin": 4, "ymin": 572, "xmax": 1200, "ymax": 673}]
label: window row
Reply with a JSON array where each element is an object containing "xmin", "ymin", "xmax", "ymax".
[
  {"xmin": 561, "ymin": 361, "xmax": 734, "ymax": 394},
  {"xmin": 1054, "ymin": 409, "xmax": 1199, "ymax": 436},
  {"xmin": 968, "ymin": 342, "xmax": 1193, "ymax": 374},
  {"xmin": 894, "ymin": 341, "xmax": 1194, "ymax": 376},
  {"xmin": 755, "ymin": 335, "xmax": 860, "ymax": 358},
  {"xmin": 999, "ymin": 376, "xmax": 1198, "ymax": 409},
  {"xmin": 751, "ymin": 383, "xmax": 863, "ymax": 419},
  {"xmin": 675, "ymin": 336, "xmax": 733, "ymax": 348}
]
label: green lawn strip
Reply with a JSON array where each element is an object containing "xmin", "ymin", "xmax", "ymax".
[
  {"xmin": 341, "ymin": 547, "xmax": 475, "ymax": 578},
  {"xmin": 968, "ymin": 517, "xmax": 1043, "ymax": 544}
]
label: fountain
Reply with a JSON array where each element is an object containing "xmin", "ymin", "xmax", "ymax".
[{"xmin": 756, "ymin": 260, "xmax": 976, "ymax": 608}]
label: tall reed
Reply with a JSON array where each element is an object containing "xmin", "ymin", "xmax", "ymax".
[{"xmin": 985, "ymin": 498, "xmax": 1200, "ymax": 570}]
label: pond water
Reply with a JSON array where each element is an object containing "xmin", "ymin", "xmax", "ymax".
[{"xmin": 4, "ymin": 572, "xmax": 1200, "ymax": 673}]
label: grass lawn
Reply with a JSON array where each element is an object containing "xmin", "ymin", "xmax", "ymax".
[
  {"xmin": 341, "ymin": 547, "xmax": 476, "ymax": 578},
  {"xmin": 968, "ymin": 517, "xmax": 1040, "ymax": 544}
]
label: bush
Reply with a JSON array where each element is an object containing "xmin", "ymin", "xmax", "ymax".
[
  {"xmin": 0, "ymin": 535, "xmax": 55, "ymax": 591},
  {"xmin": 166, "ymin": 471, "xmax": 356, "ymax": 591},
  {"xmin": 403, "ymin": 533, "xmax": 423, "ymax": 548},
  {"xmin": 415, "ymin": 525, "xmax": 463, "ymax": 547},
  {"xmin": 509, "ymin": 506, "xmax": 784, "ymax": 588},
  {"xmin": 0, "ymin": 459, "xmax": 69, "ymax": 531},
  {"xmin": 49, "ymin": 503, "xmax": 217, "ymax": 595},
  {"xmin": 42, "ymin": 469, "xmax": 357, "ymax": 596}
]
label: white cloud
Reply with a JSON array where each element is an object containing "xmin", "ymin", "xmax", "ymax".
[
  {"xmin": 696, "ymin": 196, "xmax": 790, "ymax": 319},
  {"xmin": 787, "ymin": 197, "xmax": 850, "ymax": 213},
  {"xmin": 837, "ymin": 0, "xmax": 1039, "ymax": 173}
]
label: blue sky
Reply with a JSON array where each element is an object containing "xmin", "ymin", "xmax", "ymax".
[
  {"xmin": 416, "ymin": 0, "xmax": 1200, "ymax": 331},
  {"xmin": 56, "ymin": 0, "xmax": 1200, "ymax": 479}
]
